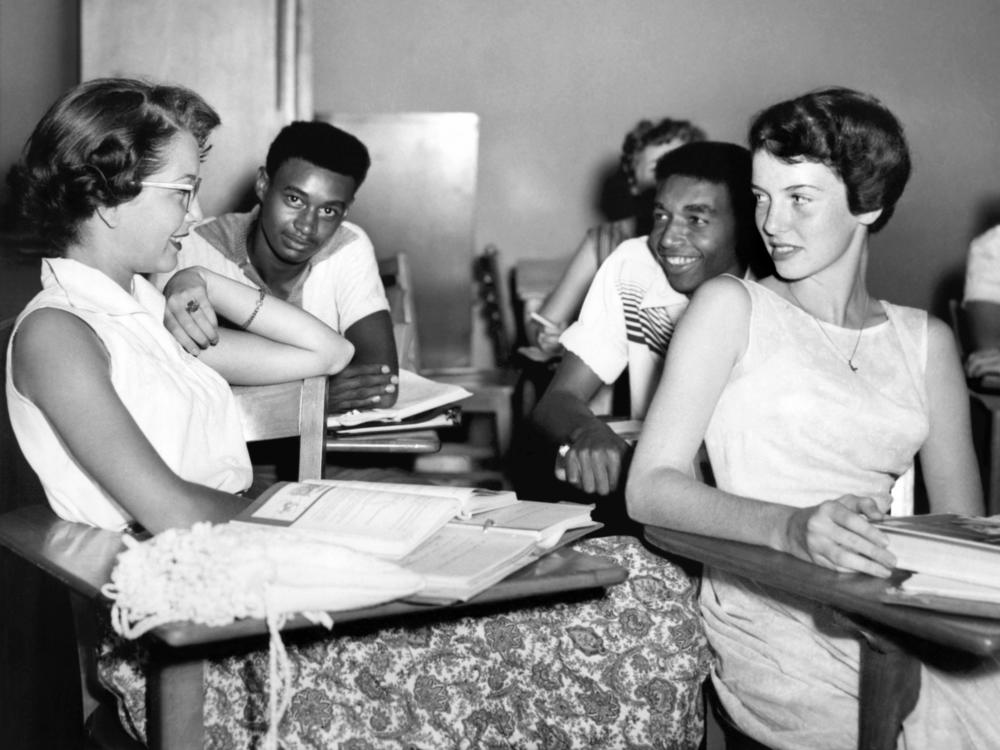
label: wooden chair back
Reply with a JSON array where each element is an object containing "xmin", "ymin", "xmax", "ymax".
[
  {"xmin": 230, "ymin": 376, "xmax": 328, "ymax": 481},
  {"xmin": 379, "ymin": 252, "xmax": 421, "ymax": 371}
]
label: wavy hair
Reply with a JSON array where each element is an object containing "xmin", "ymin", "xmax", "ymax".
[{"xmin": 7, "ymin": 77, "xmax": 220, "ymax": 254}]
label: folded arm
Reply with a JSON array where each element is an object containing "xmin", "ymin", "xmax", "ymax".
[
  {"xmin": 326, "ymin": 309, "xmax": 400, "ymax": 413},
  {"xmin": 166, "ymin": 267, "xmax": 354, "ymax": 385}
]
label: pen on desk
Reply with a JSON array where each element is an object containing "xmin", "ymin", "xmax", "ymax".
[{"xmin": 530, "ymin": 311, "xmax": 560, "ymax": 331}]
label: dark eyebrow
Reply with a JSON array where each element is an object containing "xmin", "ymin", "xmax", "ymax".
[{"xmin": 684, "ymin": 203, "xmax": 717, "ymax": 214}]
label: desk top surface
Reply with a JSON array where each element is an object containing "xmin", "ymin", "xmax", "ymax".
[
  {"xmin": 645, "ymin": 525, "xmax": 1000, "ymax": 656},
  {"xmin": 0, "ymin": 504, "xmax": 626, "ymax": 649}
]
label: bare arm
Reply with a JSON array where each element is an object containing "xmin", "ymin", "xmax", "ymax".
[
  {"xmin": 175, "ymin": 268, "xmax": 354, "ymax": 385},
  {"xmin": 626, "ymin": 277, "xmax": 896, "ymax": 578},
  {"xmin": 528, "ymin": 231, "xmax": 600, "ymax": 353},
  {"xmin": 919, "ymin": 315, "xmax": 984, "ymax": 514},
  {"xmin": 325, "ymin": 309, "xmax": 400, "ymax": 413},
  {"xmin": 11, "ymin": 309, "xmax": 246, "ymax": 534},
  {"xmin": 531, "ymin": 352, "xmax": 629, "ymax": 495}
]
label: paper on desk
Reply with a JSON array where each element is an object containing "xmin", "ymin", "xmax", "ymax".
[{"xmin": 328, "ymin": 369, "xmax": 472, "ymax": 428}]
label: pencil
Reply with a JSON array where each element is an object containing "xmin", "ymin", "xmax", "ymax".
[{"xmin": 530, "ymin": 311, "xmax": 559, "ymax": 331}]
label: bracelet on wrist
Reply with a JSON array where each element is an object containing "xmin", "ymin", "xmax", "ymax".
[{"xmin": 241, "ymin": 287, "xmax": 266, "ymax": 329}]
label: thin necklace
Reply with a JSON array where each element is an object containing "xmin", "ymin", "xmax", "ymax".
[{"xmin": 787, "ymin": 285, "xmax": 867, "ymax": 373}]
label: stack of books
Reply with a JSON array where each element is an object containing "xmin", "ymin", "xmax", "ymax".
[
  {"xmin": 234, "ymin": 479, "xmax": 599, "ymax": 603},
  {"xmin": 327, "ymin": 369, "xmax": 471, "ymax": 435},
  {"xmin": 877, "ymin": 514, "xmax": 1000, "ymax": 617}
]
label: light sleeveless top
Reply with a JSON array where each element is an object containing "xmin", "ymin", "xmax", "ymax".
[
  {"xmin": 705, "ymin": 278, "xmax": 929, "ymax": 511},
  {"xmin": 6, "ymin": 258, "xmax": 252, "ymax": 530},
  {"xmin": 702, "ymin": 278, "xmax": 932, "ymax": 748}
]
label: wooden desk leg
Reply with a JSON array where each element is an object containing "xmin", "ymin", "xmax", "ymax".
[
  {"xmin": 855, "ymin": 625, "xmax": 921, "ymax": 750},
  {"xmin": 145, "ymin": 652, "xmax": 205, "ymax": 750},
  {"xmin": 990, "ymin": 409, "xmax": 1000, "ymax": 516}
]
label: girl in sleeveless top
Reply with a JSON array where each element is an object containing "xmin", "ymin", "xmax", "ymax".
[{"xmin": 628, "ymin": 87, "xmax": 1000, "ymax": 749}]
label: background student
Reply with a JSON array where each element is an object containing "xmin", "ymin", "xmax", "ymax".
[
  {"xmin": 530, "ymin": 142, "xmax": 766, "ymax": 530},
  {"xmin": 527, "ymin": 117, "xmax": 706, "ymax": 354},
  {"xmin": 628, "ymin": 86, "xmax": 998, "ymax": 749},
  {"xmin": 962, "ymin": 224, "xmax": 1000, "ymax": 377},
  {"xmin": 152, "ymin": 121, "xmax": 399, "ymax": 413}
]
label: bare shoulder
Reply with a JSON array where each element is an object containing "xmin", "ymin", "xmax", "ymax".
[
  {"xmin": 687, "ymin": 274, "xmax": 753, "ymax": 317},
  {"xmin": 12, "ymin": 309, "xmax": 108, "ymax": 395}
]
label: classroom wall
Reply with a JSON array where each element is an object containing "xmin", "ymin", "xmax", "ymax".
[
  {"xmin": 0, "ymin": 0, "xmax": 79, "ymax": 215},
  {"xmin": 2, "ymin": 1, "xmax": 999, "ymax": 317},
  {"xmin": 311, "ymin": 0, "xmax": 1000, "ymax": 317}
]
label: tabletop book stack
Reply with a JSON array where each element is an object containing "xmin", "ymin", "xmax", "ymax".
[
  {"xmin": 327, "ymin": 369, "xmax": 471, "ymax": 435},
  {"xmin": 877, "ymin": 514, "xmax": 1000, "ymax": 617},
  {"xmin": 234, "ymin": 479, "xmax": 599, "ymax": 602}
]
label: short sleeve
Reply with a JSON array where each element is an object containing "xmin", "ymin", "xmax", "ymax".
[
  {"xmin": 964, "ymin": 226, "xmax": 1000, "ymax": 304},
  {"xmin": 303, "ymin": 223, "xmax": 389, "ymax": 332},
  {"xmin": 559, "ymin": 254, "xmax": 629, "ymax": 384}
]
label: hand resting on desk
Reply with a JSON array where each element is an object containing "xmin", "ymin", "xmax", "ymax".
[{"xmin": 781, "ymin": 495, "xmax": 896, "ymax": 579}]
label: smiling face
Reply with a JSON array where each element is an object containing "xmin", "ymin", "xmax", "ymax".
[
  {"xmin": 253, "ymin": 157, "xmax": 357, "ymax": 270},
  {"xmin": 117, "ymin": 131, "xmax": 202, "ymax": 278},
  {"xmin": 646, "ymin": 174, "xmax": 741, "ymax": 295},
  {"xmin": 751, "ymin": 150, "xmax": 880, "ymax": 280}
]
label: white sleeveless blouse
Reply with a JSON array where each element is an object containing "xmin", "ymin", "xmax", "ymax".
[{"xmin": 6, "ymin": 258, "xmax": 252, "ymax": 530}]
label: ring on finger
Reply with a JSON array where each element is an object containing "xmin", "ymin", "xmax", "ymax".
[{"xmin": 186, "ymin": 300, "xmax": 200, "ymax": 314}]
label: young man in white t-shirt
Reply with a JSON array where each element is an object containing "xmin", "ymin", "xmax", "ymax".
[
  {"xmin": 530, "ymin": 142, "xmax": 768, "ymax": 527},
  {"xmin": 151, "ymin": 121, "xmax": 398, "ymax": 413}
]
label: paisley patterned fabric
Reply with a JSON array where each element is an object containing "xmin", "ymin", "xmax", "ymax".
[{"xmin": 98, "ymin": 536, "xmax": 711, "ymax": 749}]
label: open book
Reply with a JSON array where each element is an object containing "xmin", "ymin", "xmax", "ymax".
[
  {"xmin": 399, "ymin": 501, "xmax": 598, "ymax": 601},
  {"xmin": 328, "ymin": 370, "xmax": 472, "ymax": 429},
  {"xmin": 233, "ymin": 480, "xmax": 598, "ymax": 597}
]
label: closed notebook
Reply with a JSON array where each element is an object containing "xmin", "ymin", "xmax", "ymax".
[{"xmin": 875, "ymin": 514, "xmax": 1000, "ymax": 589}]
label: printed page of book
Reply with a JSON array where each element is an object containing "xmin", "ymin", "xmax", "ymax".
[
  {"xmin": 327, "ymin": 369, "xmax": 472, "ymax": 427},
  {"xmin": 300, "ymin": 479, "xmax": 517, "ymax": 517},
  {"xmin": 451, "ymin": 501, "xmax": 597, "ymax": 548},
  {"xmin": 401, "ymin": 525, "xmax": 540, "ymax": 601},
  {"xmin": 234, "ymin": 482, "xmax": 461, "ymax": 559}
]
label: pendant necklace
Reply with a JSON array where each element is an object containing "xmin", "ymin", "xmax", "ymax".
[{"xmin": 787, "ymin": 285, "xmax": 867, "ymax": 373}]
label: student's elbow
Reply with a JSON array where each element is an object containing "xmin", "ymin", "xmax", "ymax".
[
  {"xmin": 625, "ymin": 463, "xmax": 686, "ymax": 527},
  {"xmin": 325, "ymin": 338, "xmax": 355, "ymax": 374}
]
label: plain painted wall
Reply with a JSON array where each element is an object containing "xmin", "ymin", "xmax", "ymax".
[
  {"xmin": 311, "ymin": 0, "xmax": 1000, "ymax": 317},
  {"xmin": 3, "ymin": 1, "xmax": 1000, "ymax": 318}
]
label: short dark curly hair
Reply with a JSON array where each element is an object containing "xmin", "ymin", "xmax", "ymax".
[
  {"xmin": 620, "ymin": 118, "xmax": 706, "ymax": 192},
  {"xmin": 748, "ymin": 87, "xmax": 911, "ymax": 233},
  {"xmin": 265, "ymin": 121, "xmax": 371, "ymax": 187},
  {"xmin": 655, "ymin": 141, "xmax": 771, "ymax": 279},
  {"xmin": 7, "ymin": 77, "xmax": 220, "ymax": 255}
]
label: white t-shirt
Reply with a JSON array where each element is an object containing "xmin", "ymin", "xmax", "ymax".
[
  {"xmin": 559, "ymin": 237, "xmax": 689, "ymax": 418},
  {"xmin": 964, "ymin": 225, "xmax": 1000, "ymax": 305},
  {"xmin": 7, "ymin": 258, "xmax": 252, "ymax": 530},
  {"xmin": 151, "ymin": 207, "xmax": 389, "ymax": 332}
]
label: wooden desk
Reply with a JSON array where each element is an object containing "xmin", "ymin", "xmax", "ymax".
[
  {"xmin": 644, "ymin": 525, "xmax": 1000, "ymax": 750},
  {"xmin": 969, "ymin": 388, "xmax": 1000, "ymax": 515},
  {"xmin": 0, "ymin": 504, "xmax": 626, "ymax": 749}
]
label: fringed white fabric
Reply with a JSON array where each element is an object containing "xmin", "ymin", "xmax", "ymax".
[{"xmin": 101, "ymin": 522, "xmax": 424, "ymax": 746}]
